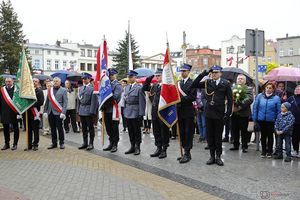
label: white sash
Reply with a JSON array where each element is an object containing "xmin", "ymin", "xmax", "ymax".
[
  {"xmin": 177, "ymin": 81, "xmax": 187, "ymax": 97},
  {"xmin": 48, "ymin": 88, "xmax": 62, "ymax": 113},
  {"xmin": 1, "ymin": 87, "xmax": 18, "ymax": 113}
]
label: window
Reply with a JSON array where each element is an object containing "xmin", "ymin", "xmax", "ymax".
[
  {"xmin": 279, "ymin": 49, "xmax": 284, "ymax": 57},
  {"xmin": 80, "ymin": 49, "xmax": 85, "ymax": 57},
  {"xmin": 94, "ymin": 64, "xmax": 97, "ymax": 71},
  {"xmin": 262, "ymin": 57, "xmax": 265, "ymax": 62},
  {"xmin": 63, "ymin": 61, "xmax": 67, "ymax": 67},
  {"xmin": 35, "ymin": 50, "xmax": 40, "ymax": 54},
  {"xmin": 34, "ymin": 59, "xmax": 40, "ymax": 68},
  {"xmin": 298, "ymin": 64, "xmax": 300, "ymax": 68},
  {"xmin": 238, "ymin": 46, "xmax": 245, "ymax": 54},
  {"xmin": 64, "ymin": 52, "xmax": 67, "ymax": 56},
  {"xmin": 87, "ymin": 50, "xmax": 92, "ymax": 57},
  {"xmin": 299, "ymin": 48, "xmax": 300, "ymax": 55},
  {"xmin": 71, "ymin": 52, "xmax": 74, "ymax": 57},
  {"xmin": 94, "ymin": 50, "xmax": 97, "ymax": 57},
  {"xmin": 289, "ymin": 48, "xmax": 293, "ymax": 56},
  {"xmin": 56, "ymin": 51, "xmax": 59, "ymax": 55},
  {"xmin": 46, "ymin": 59, "xmax": 51, "ymax": 66},
  {"xmin": 80, "ymin": 63, "xmax": 85, "ymax": 71},
  {"xmin": 55, "ymin": 60, "xmax": 59, "ymax": 69},
  {"xmin": 87, "ymin": 63, "xmax": 92, "ymax": 71},
  {"xmin": 47, "ymin": 50, "xmax": 51, "ymax": 55},
  {"xmin": 145, "ymin": 63, "xmax": 149, "ymax": 68},
  {"xmin": 203, "ymin": 57, "xmax": 208, "ymax": 66},
  {"xmin": 226, "ymin": 47, "xmax": 233, "ymax": 54}
]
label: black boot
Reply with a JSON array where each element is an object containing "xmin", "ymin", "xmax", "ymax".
[
  {"xmin": 78, "ymin": 143, "xmax": 88, "ymax": 149},
  {"xmin": 134, "ymin": 144, "xmax": 141, "ymax": 155},
  {"xmin": 103, "ymin": 142, "xmax": 113, "ymax": 151},
  {"xmin": 150, "ymin": 147, "xmax": 162, "ymax": 157},
  {"xmin": 1, "ymin": 144, "xmax": 10, "ymax": 150},
  {"xmin": 215, "ymin": 155, "xmax": 224, "ymax": 166},
  {"xmin": 110, "ymin": 143, "xmax": 118, "ymax": 153},
  {"xmin": 86, "ymin": 143, "xmax": 94, "ymax": 151},
  {"xmin": 125, "ymin": 145, "xmax": 135, "ymax": 154},
  {"xmin": 158, "ymin": 147, "xmax": 167, "ymax": 159},
  {"xmin": 179, "ymin": 150, "xmax": 191, "ymax": 164},
  {"xmin": 206, "ymin": 150, "xmax": 215, "ymax": 165}
]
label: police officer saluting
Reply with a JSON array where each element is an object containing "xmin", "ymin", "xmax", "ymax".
[
  {"xmin": 143, "ymin": 68, "xmax": 169, "ymax": 158},
  {"xmin": 177, "ymin": 64, "xmax": 197, "ymax": 164},
  {"xmin": 123, "ymin": 70, "xmax": 146, "ymax": 155},
  {"xmin": 102, "ymin": 68, "xmax": 123, "ymax": 153},
  {"xmin": 192, "ymin": 66, "xmax": 233, "ymax": 166},
  {"xmin": 77, "ymin": 74, "xmax": 98, "ymax": 151}
]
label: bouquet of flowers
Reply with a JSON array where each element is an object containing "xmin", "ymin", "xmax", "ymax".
[{"xmin": 232, "ymin": 84, "xmax": 248, "ymax": 104}]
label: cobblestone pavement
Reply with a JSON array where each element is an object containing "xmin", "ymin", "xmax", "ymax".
[
  {"xmin": 0, "ymin": 132, "xmax": 220, "ymax": 200},
  {"xmin": 64, "ymin": 127, "xmax": 300, "ymax": 200}
]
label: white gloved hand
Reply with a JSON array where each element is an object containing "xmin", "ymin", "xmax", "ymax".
[
  {"xmin": 60, "ymin": 113, "xmax": 66, "ymax": 120},
  {"xmin": 43, "ymin": 113, "xmax": 48, "ymax": 118}
]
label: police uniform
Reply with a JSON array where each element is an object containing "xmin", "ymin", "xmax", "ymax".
[
  {"xmin": 192, "ymin": 65, "xmax": 233, "ymax": 166},
  {"xmin": 102, "ymin": 68, "xmax": 123, "ymax": 153},
  {"xmin": 143, "ymin": 69, "xmax": 170, "ymax": 159},
  {"xmin": 77, "ymin": 75, "xmax": 98, "ymax": 151},
  {"xmin": 177, "ymin": 64, "xmax": 197, "ymax": 164},
  {"xmin": 123, "ymin": 70, "xmax": 146, "ymax": 155}
]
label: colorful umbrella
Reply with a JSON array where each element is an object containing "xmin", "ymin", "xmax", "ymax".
[
  {"xmin": 134, "ymin": 68, "xmax": 154, "ymax": 78},
  {"xmin": 263, "ymin": 67, "xmax": 300, "ymax": 81}
]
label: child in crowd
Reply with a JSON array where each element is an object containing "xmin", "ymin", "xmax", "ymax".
[{"xmin": 274, "ymin": 102, "xmax": 295, "ymax": 162}]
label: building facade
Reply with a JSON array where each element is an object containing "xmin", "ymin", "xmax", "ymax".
[
  {"xmin": 26, "ymin": 43, "xmax": 78, "ymax": 74},
  {"xmin": 221, "ymin": 35, "xmax": 249, "ymax": 73},
  {"xmin": 186, "ymin": 47, "xmax": 221, "ymax": 74},
  {"xmin": 277, "ymin": 35, "xmax": 300, "ymax": 68},
  {"xmin": 139, "ymin": 53, "xmax": 177, "ymax": 71}
]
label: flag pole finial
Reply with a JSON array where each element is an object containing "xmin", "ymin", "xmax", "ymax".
[{"xmin": 166, "ymin": 32, "xmax": 169, "ymax": 47}]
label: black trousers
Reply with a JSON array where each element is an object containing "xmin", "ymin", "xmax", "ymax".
[
  {"xmin": 152, "ymin": 118, "xmax": 169, "ymax": 148},
  {"xmin": 206, "ymin": 117, "xmax": 224, "ymax": 156},
  {"xmin": 64, "ymin": 109, "xmax": 78, "ymax": 132},
  {"xmin": 144, "ymin": 119, "xmax": 152, "ymax": 129},
  {"xmin": 179, "ymin": 117, "xmax": 194, "ymax": 151},
  {"xmin": 258, "ymin": 121, "xmax": 274, "ymax": 154},
  {"xmin": 292, "ymin": 123, "xmax": 300, "ymax": 152},
  {"xmin": 3, "ymin": 123, "xmax": 19, "ymax": 145},
  {"xmin": 48, "ymin": 113, "xmax": 64, "ymax": 145},
  {"xmin": 126, "ymin": 118, "xmax": 141, "ymax": 146},
  {"xmin": 28, "ymin": 118, "xmax": 40, "ymax": 147},
  {"xmin": 231, "ymin": 114, "xmax": 249, "ymax": 149},
  {"xmin": 80, "ymin": 115, "xmax": 95, "ymax": 145},
  {"xmin": 104, "ymin": 112, "xmax": 119, "ymax": 145}
]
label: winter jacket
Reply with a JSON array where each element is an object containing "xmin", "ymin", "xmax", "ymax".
[
  {"xmin": 275, "ymin": 111, "xmax": 295, "ymax": 135},
  {"xmin": 287, "ymin": 95, "xmax": 300, "ymax": 124},
  {"xmin": 252, "ymin": 92, "xmax": 281, "ymax": 122}
]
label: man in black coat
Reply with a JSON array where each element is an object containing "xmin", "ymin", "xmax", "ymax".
[
  {"xmin": 143, "ymin": 68, "xmax": 170, "ymax": 159},
  {"xmin": 0, "ymin": 77, "xmax": 19, "ymax": 151},
  {"xmin": 177, "ymin": 64, "xmax": 197, "ymax": 164},
  {"xmin": 24, "ymin": 78, "xmax": 45, "ymax": 151},
  {"xmin": 192, "ymin": 66, "xmax": 233, "ymax": 166}
]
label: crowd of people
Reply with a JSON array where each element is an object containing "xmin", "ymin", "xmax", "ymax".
[{"xmin": 1, "ymin": 64, "xmax": 300, "ymax": 166}]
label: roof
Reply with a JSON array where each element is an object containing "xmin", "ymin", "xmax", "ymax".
[
  {"xmin": 277, "ymin": 36, "xmax": 300, "ymax": 40},
  {"xmin": 26, "ymin": 43, "xmax": 78, "ymax": 52}
]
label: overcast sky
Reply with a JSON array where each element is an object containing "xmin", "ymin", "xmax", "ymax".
[{"xmin": 10, "ymin": 0, "xmax": 300, "ymax": 56}]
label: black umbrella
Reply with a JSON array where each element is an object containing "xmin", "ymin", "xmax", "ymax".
[
  {"xmin": 221, "ymin": 67, "xmax": 253, "ymax": 85},
  {"xmin": 0, "ymin": 74, "xmax": 16, "ymax": 80},
  {"xmin": 67, "ymin": 71, "xmax": 82, "ymax": 81},
  {"xmin": 33, "ymin": 74, "xmax": 53, "ymax": 81}
]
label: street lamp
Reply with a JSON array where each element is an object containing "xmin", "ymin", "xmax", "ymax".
[{"xmin": 229, "ymin": 44, "xmax": 245, "ymax": 68}]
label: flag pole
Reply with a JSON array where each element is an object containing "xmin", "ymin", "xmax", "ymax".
[
  {"xmin": 102, "ymin": 112, "xmax": 105, "ymax": 146},
  {"xmin": 166, "ymin": 33, "xmax": 183, "ymax": 157}
]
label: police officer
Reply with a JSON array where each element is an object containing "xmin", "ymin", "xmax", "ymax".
[
  {"xmin": 77, "ymin": 74, "xmax": 98, "ymax": 151},
  {"xmin": 123, "ymin": 70, "xmax": 146, "ymax": 155},
  {"xmin": 24, "ymin": 78, "xmax": 44, "ymax": 151},
  {"xmin": 192, "ymin": 65, "xmax": 233, "ymax": 166},
  {"xmin": 102, "ymin": 68, "xmax": 123, "ymax": 153},
  {"xmin": 143, "ymin": 68, "xmax": 169, "ymax": 159},
  {"xmin": 177, "ymin": 64, "xmax": 197, "ymax": 164}
]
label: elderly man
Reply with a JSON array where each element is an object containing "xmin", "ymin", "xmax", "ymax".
[
  {"xmin": 230, "ymin": 74, "xmax": 253, "ymax": 153},
  {"xmin": 102, "ymin": 68, "xmax": 123, "ymax": 153},
  {"xmin": 77, "ymin": 74, "xmax": 98, "ymax": 151},
  {"xmin": 192, "ymin": 66, "xmax": 233, "ymax": 166},
  {"xmin": 24, "ymin": 78, "xmax": 44, "ymax": 151},
  {"xmin": 44, "ymin": 77, "xmax": 68, "ymax": 149},
  {"xmin": 0, "ymin": 77, "xmax": 19, "ymax": 150},
  {"xmin": 123, "ymin": 70, "xmax": 146, "ymax": 155}
]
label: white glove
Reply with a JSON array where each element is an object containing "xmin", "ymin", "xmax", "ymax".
[
  {"xmin": 43, "ymin": 113, "xmax": 48, "ymax": 118},
  {"xmin": 17, "ymin": 115, "xmax": 22, "ymax": 119},
  {"xmin": 60, "ymin": 113, "xmax": 66, "ymax": 120}
]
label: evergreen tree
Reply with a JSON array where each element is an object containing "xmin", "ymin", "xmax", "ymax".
[
  {"xmin": 113, "ymin": 31, "xmax": 140, "ymax": 78},
  {"xmin": 0, "ymin": 0, "xmax": 25, "ymax": 74}
]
